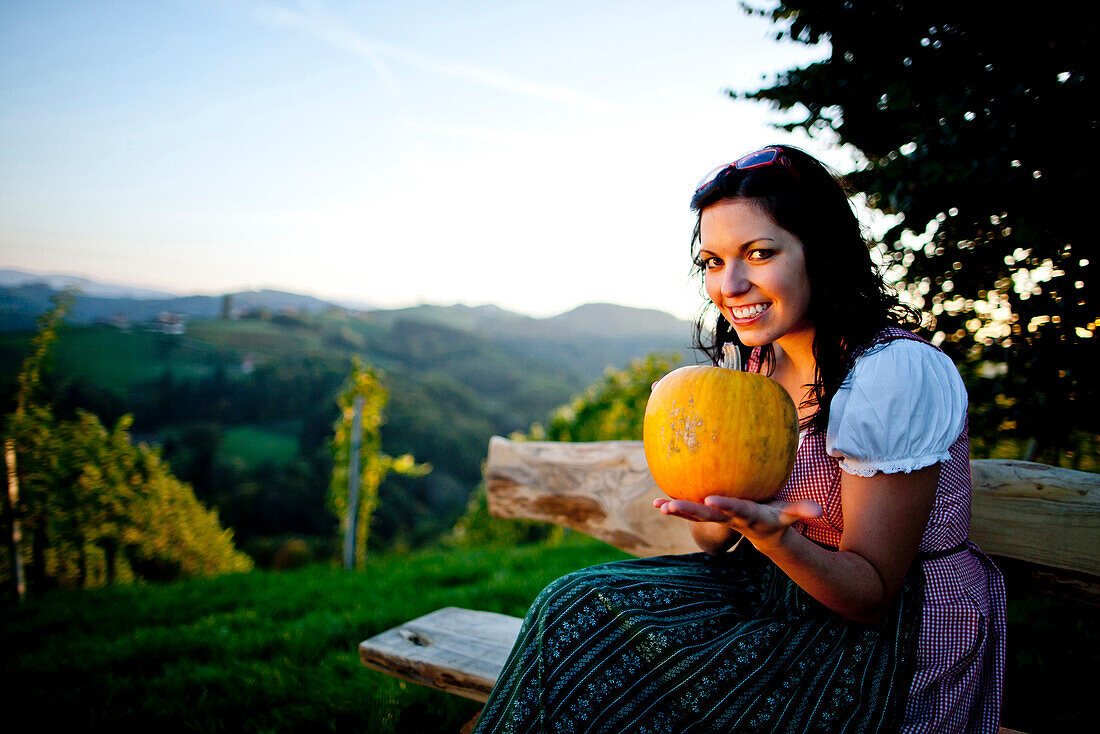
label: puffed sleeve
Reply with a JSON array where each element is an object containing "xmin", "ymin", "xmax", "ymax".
[{"xmin": 825, "ymin": 339, "xmax": 968, "ymax": 476}]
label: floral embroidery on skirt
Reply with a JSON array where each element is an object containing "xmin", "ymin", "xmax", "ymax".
[{"xmin": 474, "ymin": 547, "xmax": 922, "ymax": 734}]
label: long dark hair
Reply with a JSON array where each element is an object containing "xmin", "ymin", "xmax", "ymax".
[{"xmin": 690, "ymin": 145, "xmax": 921, "ymax": 434}]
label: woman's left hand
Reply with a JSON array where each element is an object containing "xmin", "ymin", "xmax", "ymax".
[{"xmin": 654, "ymin": 496, "xmax": 823, "ymax": 550}]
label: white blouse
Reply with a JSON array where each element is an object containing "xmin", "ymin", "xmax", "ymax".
[{"xmin": 825, "ymin": 339, "xmax": 968, "ymax": 477}]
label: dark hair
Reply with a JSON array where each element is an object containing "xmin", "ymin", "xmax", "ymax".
[{"xmin": 689, "ymin": 144, "xmax": 921, "ymax": 434}]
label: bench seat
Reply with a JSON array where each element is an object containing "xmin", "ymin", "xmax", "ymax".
[
  {"xmin": 360, "ymin": 437, "xmax": 1099, "ymax": 732},
  {"xmin": 360, "ymin": 607, "xmax": 522, "ymax": 702}
]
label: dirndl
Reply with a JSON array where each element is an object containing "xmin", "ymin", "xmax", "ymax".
[{"xmin": 473, "ymin": 546, "xmax": 923, "ymax": 734}]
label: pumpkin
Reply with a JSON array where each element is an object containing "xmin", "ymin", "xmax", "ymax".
[{"xmin": 643, "ymin": 365, "xmax": 798, "ymax": 504}]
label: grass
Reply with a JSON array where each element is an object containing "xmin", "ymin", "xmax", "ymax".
[
  {"xmin": 50, "ymin": 326, "xmax": 228, "ymax": 390},
  {"xmin": 218, "ymin": 425, "xmax": 301, "ymax": 468},
  {"xmin": 2, "ymin": 534, "xmax": 1094, "ymax": 732},
  {"xmin": 0, "ymin": 319, "xmax": 340, "ymax": 399},
  {"xmin": 1, "ymin": 535, "xmax": 629, "ymax": 733},
  {"xmin": 186, "ymin": 319, "xmax": 331, "ymax": 361}
]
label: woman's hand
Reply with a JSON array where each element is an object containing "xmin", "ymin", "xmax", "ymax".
[
  {"xmin": 653, "ymin": 496, "xmax": 823, "ymax": 553},
  {"xmin": 656, "ymin": 465, "xmax": 938, "ymax": 623}
]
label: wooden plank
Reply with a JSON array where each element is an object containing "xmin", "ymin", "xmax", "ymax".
[
  {"xmin": 969, "ymin": 460, "xmax": 1100, "ymax": 576},
  {"xmin": 359, "ymin": 607, "xmax": 522, "ymax": 702},
  {"xmin": 486, "ymin": 437, "xmax": 1100, "ymax": 582}
]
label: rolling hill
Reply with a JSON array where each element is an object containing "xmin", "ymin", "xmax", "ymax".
[{"xmin": 0, "ymin": 273, "xmax": 698, "ymax": 554}]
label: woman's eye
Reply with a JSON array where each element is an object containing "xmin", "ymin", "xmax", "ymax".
[
  {"xmin": 703, "ymin": 257, "xmax": 722, "ymax": 270},
  {"xmin": 747, "ymin": 249, "xmax": 775, "ymax": 261}
]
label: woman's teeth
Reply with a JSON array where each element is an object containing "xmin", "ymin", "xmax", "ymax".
[{"xmin": 731, "ymin": 303, "xmax": 769, "ymax": 319}]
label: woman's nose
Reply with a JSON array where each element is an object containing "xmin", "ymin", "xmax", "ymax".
[{"xmin": 721, "ymin": 263, "xmax": 750, "ymax": 298}]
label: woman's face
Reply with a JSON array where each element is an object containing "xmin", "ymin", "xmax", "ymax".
[{"xmin": 699, "ymin": 199, "xmax": 813, "ymax": 348}]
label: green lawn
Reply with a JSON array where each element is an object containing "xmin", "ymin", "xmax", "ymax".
[
  {"xmin": 4, "ymin": 325, "xmax": 228, "ymax": 393},
  {"xmin": 1, "ymin": 536, "xmax": 629, "ymax": 733},
  {"xmin": 0, "ymin": 319, "xmax": 342, "ymax": 398},
  {"xmin": 2, "ymin": 535, "xmax": 1093, "ymax": 732},
  {"xmin": 218, "ymin": 425, "xmax": 301, "ymax": 468},
  {"xmin": 186, "ymin": 319, "xmax": 330, "ymax": 361}
]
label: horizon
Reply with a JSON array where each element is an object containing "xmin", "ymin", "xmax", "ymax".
[
  {"xmin": 0, "ymin": 1, "xmax": 847, "ymax": 322},
  {"xmin": 0, "ymin": 264, "xmax": 701, "ymax": 321}
]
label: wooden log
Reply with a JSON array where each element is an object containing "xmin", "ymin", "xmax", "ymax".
[
  {"xmin": 969, "ymin": 460, "xmax": 1100, "ymax": 576},
  {"xmin": 486, "ymin": 437, "xmax": 1100, "ymax": 601},
  {"xmin": 359, "ymin": 607, "xmax": 523, "ymax": 702},
  {"xmin": 486, "ymin": 436, "xmax": 697, "ymax": 557}
]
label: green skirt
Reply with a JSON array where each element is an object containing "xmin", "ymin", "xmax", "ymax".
[{"xmin": 473, "ymin": 546, "xmax": 922, "ymax": 734}]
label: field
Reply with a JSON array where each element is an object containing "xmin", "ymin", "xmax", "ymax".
[
  {"xmin": 1, "ymin": 536, "xmax": 628, "ymax": 733},
  {"xmin": 218, "ymin": 424, "xmax": 302, "ymax": 468},
  {"xmin": 2, "ymin": 533, "xmax": 1094, "ymax": 733}
]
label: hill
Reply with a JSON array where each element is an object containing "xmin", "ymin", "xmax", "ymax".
[
  {"xmin": 0, "ymin": 279, "xmax": 348, "ymax": 332},
  {"xmin": 0, "ymin": 275, "xmax": 696, "ymax": 556},
  {"xmin": 0, "ymin": 274, "xmax": 697, "ymax": 383},
  {"xmin": 0, "ymin": 268, "xmax": 179, "ymax": 299}
]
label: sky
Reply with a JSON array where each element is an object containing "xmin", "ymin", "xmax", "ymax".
[{"xmin": 0, "ymin": 0, "xmax": 847, "ymax": 320}]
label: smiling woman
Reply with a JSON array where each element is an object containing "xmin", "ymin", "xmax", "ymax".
[{"xmin": 471, "ymin": 146, "xmax": 1007, "ymax": 734}]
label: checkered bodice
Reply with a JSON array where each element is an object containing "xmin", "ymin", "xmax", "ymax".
[{"xmin": 750, "ymin": 328, "xmax": 972, "ymax": 554}]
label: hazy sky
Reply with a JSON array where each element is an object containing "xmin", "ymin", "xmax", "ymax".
[{"xmin": 1, "ymin": 0, "xmax": 846, "ymax": 319}]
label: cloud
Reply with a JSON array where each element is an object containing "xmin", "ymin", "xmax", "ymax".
[{"xmin": 252, "ymin": 0, "xmax": 616, "ymax": 114}]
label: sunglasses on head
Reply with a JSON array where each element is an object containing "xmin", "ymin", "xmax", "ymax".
[{"xmin": 694, "ymin": 147, "xmax": 798, "ymax": 193}]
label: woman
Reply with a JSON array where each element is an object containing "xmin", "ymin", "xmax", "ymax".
[{"xmin": 473, "ymin": 145, "xmax": 1005, "ymax": 733}]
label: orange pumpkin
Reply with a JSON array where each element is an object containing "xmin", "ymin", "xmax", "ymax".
[{"xmin": 643, "ymin": 365, "xmax": 798, "ymax": 504}]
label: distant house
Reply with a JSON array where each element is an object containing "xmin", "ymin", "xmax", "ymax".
[
  {"xmin": 109, "ymin": 313, "xmax": 131, "ymax": 332},
  {"xmin": 151, "ymin": 312, "xmax": 186, "ymax": 335}
]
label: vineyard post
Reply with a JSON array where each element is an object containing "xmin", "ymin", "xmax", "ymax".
[{"xmin": 342, "ymin": 395, "xmax": 364, "ymax": 570}]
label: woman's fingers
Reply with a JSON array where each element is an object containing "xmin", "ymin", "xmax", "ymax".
[
  {"xmin": 654, "ymin": 498, "xmax": 727, "ymax": 522},
  {"xmin": 703, "ymin": 496, "xmax": 823, "ymax": 531},
  {"xmin": 702, "ymin": 496, "xmax": 762, "ymax": 524},
  {"xmin": 655, "ymin": 496, "xmax": 823, "ymax": 531}
]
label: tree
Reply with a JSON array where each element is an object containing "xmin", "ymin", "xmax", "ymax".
[
  {"xmin": 738, "ymin": 1, "xmax": 1096, "ymax": 464},
  {"xmin": 3, "ymin": 294, "xmax": 252, "ymax": 593},
  {"xmin": 537, "ymin": 353, "xmax": 683, "ymax": 442},
  {"xmin": 4, "ymin": 292, "xmax": 73, "ymax": 594},
  {"xmin": 329, "ymin": 358, "xmax": 429, "ymax": 568}
]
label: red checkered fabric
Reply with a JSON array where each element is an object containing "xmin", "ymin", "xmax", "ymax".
[{"xmin": 749, "ymin": 328, "xmax": 1007, "ymax": 733}]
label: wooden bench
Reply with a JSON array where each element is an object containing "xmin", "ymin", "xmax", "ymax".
[{"xmin": 361, "ymin": 436, "xmax": 1100, "ymax": 732}]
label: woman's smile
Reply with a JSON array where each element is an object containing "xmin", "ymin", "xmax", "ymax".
[{"xmin": 727, "ymin": 302, "xmax": 772, "ymax": 323}]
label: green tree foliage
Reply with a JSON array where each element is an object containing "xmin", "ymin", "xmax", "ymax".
[
  {"xmin": 329, "ymin": 358, "xmax": 430, "ymax": 568},
  {"xmin": 738, "ymin": 1, "xmax": 1096, "ymax": 464},
  {"xmin": 3, "ymin": 297, "xmax": 251, "ymax": 592},
  {"xmin": 450, "ymin": 353, "xmax": 683, "ymax": 547},
  {"xmin": 537, "ymin": 353, "xmax": 683, "ymax": 442}
]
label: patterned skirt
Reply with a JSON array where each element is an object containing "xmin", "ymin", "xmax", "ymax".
[{"xmin": 473, "ymin": 547, "xmax": 923, "ymax": 734}]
